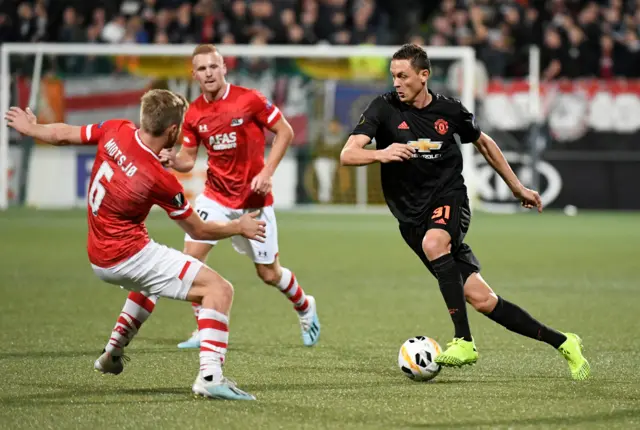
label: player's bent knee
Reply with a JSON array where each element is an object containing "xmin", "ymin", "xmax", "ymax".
[
  {"xmin": 469, "ymin": 295, "xmax": 497, "ymax": 313},
  {"xmin": 422, "ymin": 230, "xmax": 450, "ymax": 261},
  {"xmin": 204, "ymin": 278, "xmax": 233, "ymax": 312},
  {"xmin": 187, "ymin": 265, "xmax": 234, "ymax": 311},
  {"xmin": 212, "ymin": 278, "xmax": 234, "ymax": 302},
  {"xmin": 463, "ymin": 273, "xmax": 498, "ymax": 313}
]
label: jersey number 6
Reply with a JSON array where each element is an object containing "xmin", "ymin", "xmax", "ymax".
[{"xmin": 89, "ymin": 161, "xmax": 114, "ymax": 215}]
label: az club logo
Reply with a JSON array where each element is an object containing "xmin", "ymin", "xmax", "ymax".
[{"xmin": 408, "ymin": 138, "xmax": 443, "ymax": 153}]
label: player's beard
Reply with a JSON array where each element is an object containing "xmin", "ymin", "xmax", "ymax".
[{"xmin": 165, "ymin": 128, "xmax": 180, "ymax": 149}]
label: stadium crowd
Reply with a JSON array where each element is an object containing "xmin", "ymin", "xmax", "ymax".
[{"xmin": 0, "ymin": 0, "xmax": 639, "ymax": 78}]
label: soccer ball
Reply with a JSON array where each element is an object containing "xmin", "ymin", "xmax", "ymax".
[{"xmin": 398, "ymin": 336, "xmax": 442, "ymax": 381}]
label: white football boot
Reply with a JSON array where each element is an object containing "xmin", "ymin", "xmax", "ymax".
[{"xmin": 298, "ymin": 296, "xmax": 321, "ymax": 346}]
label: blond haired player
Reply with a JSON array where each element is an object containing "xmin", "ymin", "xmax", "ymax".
[
  {"xmin": 161, "ymin": 44, "xmax": 320, "ymax": 348},
  {"xmin": 5, "ymin": 90, "xmax": 264, "ymax": 400}
]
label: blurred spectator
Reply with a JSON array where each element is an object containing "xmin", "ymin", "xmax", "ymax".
[
  {"xmin": 122, "ymin": 16, "xmax": 149, "ymax": 44},
  {"xmin": 225, "ymin": 0, "xmax": 251, "ymax": 44},
  {"xmin": 315, "ymin": 0, "xmax": 348, "ymax": 43},
  {"xmin": 313, "ymin": 119, "xmax": 348, "ymax": 203},
  {"xmin": 0, "ymin": 13, "xmax": 14, "ymax": 43},
  {"xmin": 541, "ymin": 26, "xmax": 565, "ymax": 81},
  {"xmin": 58, "ymin": 7, "xmax": 84, "ymax": 43},
  {"xmin": 600, "ymin": 33, "xmax": 615, "ymax": 78},
  {"xmin": 58, "ymin": 7, "xmax": 87, "ymax": 74},
  {"xmin": 249, "ymin": 0, "xmax": 278, "ymax": 42},
  {"xmin": 92, "ymin": 7, "xmax": 106, "ymax": 34},
  {"xmin": 32, "ymin": 2, "xmax": 48, "ymax": 42},
  {"xmin": 300, "ymin": 0, "xmax": 319, "ymax": 42},
  {"xmin": 193, "ymin": 0, "xmax": 220, "ymax": 44},
  {"xmin": 621, "ymin": 28, "xmax": 640, "ymax": 77},
  {"xmin": 16, "ymin": 2, "xmax": 36, "ymax": 42},
  {"xmin": 102, "ymin": 14, "xmax": 126, "ymax": 44},
  {"xmin": 153, "ymin": 9, "xmax": 178, "ymax": 43},
  {"xmin": 175, "ymin": 3, "xmax": 195, "ymax": 43},
  {"xmin": 351, "ymin": 0, "xmax": 376, "ymax": 45},
  {"xmin": 563, "ymin": 25, "xmax": 598, "ymax": 78}
]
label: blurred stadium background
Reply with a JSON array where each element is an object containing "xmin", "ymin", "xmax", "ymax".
[
  {"xmin": 1, "ymin": 1, "xmax": 640, "ymax": 429},
  {"xmin": 2, "ymin": 0, "xmax": 639, "ymax": 211}
]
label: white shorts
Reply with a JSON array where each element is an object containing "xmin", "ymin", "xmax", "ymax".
[
  {"xmin": 91, "ymin": 241, "xmax": 203, "ymax": 300},
  {"xmin": 185, "ymin": 194, "xmax": 279, "ymax": 264}
]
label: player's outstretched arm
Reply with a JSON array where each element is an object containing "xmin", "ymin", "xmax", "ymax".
[
  {"xmin": 340, "ymin": 134, "xmax": 415, "ymax": 166},
  {"xmin": 175, "ymin": 210, "xmax": 267, "ymax": 242},
  {"xmin": 473, "ymin": 132, "xmax": 543, "ymax": 212},
  {"xmin": 4, "ymin": 107, "xmax": 83, "ymax": 145}
]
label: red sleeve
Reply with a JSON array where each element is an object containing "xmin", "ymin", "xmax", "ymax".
[
  {"xmin": 153, "ymin": 170, "xmax": 194, "ymax": 220},
  {"xmin": 80, "ymin": 119, "xmax": 128, "ymax": 144},
  {"xmin": 181, "ymin": 109, "xmax": 199, "ymax": 148},
  {"xmin": 250, "ymin": 90, "xmax": 282, "ymax": 129}
]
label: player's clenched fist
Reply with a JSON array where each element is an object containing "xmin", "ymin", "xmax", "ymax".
[
  {"xmin": 159, "ymin": 148, "xmax": 176, "ymax": 168},
  {"xmin": 238, "ymin": 210, "xmax": 267, "ymax": 242},
  {"xmin": 250, "ymin": 170, "xmax": 273, "ymax": 196},
  {"xmin": 375, "ymin": 143, "xmax": 416, "ymax": 163},
  {"xmin": 513, "ymin": 186, "xmax": 543, "ymax": 213}
]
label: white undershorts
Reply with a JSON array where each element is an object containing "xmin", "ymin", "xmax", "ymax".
[{"xmin": 185, "ymin": 194, "xmax": 279, "ymax": 264}]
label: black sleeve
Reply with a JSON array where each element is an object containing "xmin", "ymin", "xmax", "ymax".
[
  {"xmin": 458, "ymin": 101, "xmax": 481, "ymax": 143},
  {"xmin": 350, "ymin": 96, "xmax": 384, "ymax": 139}
]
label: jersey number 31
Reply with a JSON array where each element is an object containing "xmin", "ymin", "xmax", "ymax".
[{"xmin": 89, "ymin": 161, "xmax": 114, "ymax": 215}]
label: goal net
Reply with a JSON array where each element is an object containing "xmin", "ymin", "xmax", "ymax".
[{"xmin": 0, "ymin": 44, "xmax": 476, "ymax": 211}]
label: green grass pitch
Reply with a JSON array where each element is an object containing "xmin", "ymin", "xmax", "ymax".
[{"xmin": 0, "ymin": 208, "xmax": 639, "ymax": 429}]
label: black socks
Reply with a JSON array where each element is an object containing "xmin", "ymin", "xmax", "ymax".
[
  {"xmin": 486, "ymin": 296, "xmax": 567, "ymax": 348},
  {"xmin": 431, "ymin": 254, "xmax": 472, "ymax": 342}
]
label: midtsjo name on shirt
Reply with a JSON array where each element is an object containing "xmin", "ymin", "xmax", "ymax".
[{"xmin": 104, "ymin": 139, "xmax": 138, "ymax": 177}]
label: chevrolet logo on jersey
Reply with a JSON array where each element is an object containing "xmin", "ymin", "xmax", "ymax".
[{"xmin": 407, "ymin": 139, "xmax": 443, "ymax": 153}]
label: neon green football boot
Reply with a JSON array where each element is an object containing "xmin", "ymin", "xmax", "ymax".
[
  {"xmin": 558, "ymin": 333, "xmax": 591, "ymax": 381},
  {"xmin": 434, "ymin": 337, "xmax": 479, "ymax": 367}
]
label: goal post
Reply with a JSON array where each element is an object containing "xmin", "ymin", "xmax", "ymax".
[
  {"xmin": 527, "ymin": 45, "xmax": 543, "ymax": 193},
  {"xmin": 0, "ymin": 43, "xmax": 476, "ymax": 211}
]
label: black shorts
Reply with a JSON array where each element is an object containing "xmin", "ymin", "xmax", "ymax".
[{"xmin": 399, "ymin": 192, "xmax": 481, "ymax": 282}]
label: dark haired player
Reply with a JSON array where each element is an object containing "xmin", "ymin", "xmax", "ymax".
[{"xmin": 340, "ymin": 44, "xmax": 590, "ymax": 380}]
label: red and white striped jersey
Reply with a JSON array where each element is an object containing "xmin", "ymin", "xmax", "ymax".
[
  {"xmin": 80, "ymin": 119, "xmax": 193, "ymax": 267},
  {"xmin": 181, "ymin": 83, "xmax": 282, "ymax": 209}
]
